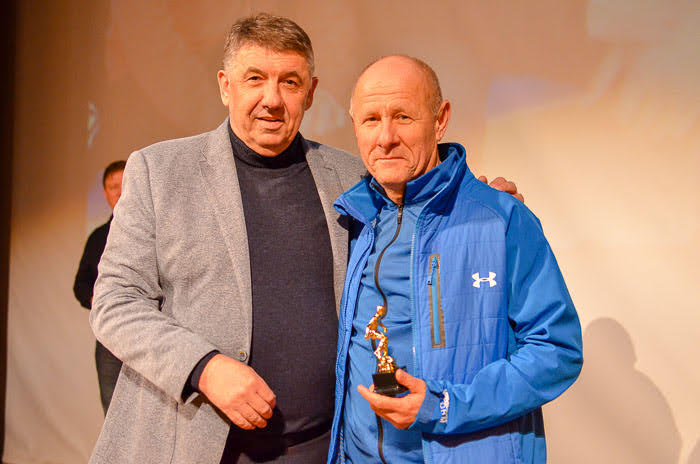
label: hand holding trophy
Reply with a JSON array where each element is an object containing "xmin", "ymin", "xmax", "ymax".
[{"xmin": 365, "ymin": 304, "xmax": 407, "ymax": 397}]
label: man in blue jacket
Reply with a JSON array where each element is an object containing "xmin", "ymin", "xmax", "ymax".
[{"xmin": 328, "ymin": 55, "xmax": 583, "ymax": 464}]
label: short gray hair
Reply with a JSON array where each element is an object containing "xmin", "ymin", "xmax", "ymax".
[{"xmin": 223, "ymin": 13, "xmax": 315, "ymax": 75}]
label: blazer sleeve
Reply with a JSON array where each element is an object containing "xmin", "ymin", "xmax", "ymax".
[
  {"xmin": 410, "ymin": 204, "xmax": 583, "ymax": 434},
  {"xmin": 90, "ymin": 150, "xmax": 218, "ymax": 404}
]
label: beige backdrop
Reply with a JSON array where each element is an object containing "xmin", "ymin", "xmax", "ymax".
[{"xmin": 7, "ymin": 1, "xmax": 700, "ymax": 463}]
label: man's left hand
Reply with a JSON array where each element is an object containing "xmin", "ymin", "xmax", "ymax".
[
  {"xmin": 357, "ymin": 369, "xmax": 426, "ymax": 429},
  {"xmin": 479, "ymin": 175, "xmax": 525, "ymax": 203}
]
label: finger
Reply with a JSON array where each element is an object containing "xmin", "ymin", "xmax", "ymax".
[
  {"xmin": 477, "ymin": 175, "xmax": 488, "ymax": 184},
  {"xmin": 229, "ymin": 410, "xmax": 256, "ymax": 430},
  {"xmin": 253, "ymin": 378, "xmax": 277, "ymax": 408},
  {"xmin": 249, "ymin": 393, "xmax": 275, "ymax": 420},
  {"xmin": 489, "ymin": 176, "xmax": 505, "ymax": 187},
  {"xmin": 358, "ymin": 385, "xmax": 398, "ymax": 413},
  {"xmin": 357, "ymin": 385, "xmax": 387, "ymax": 410},
  {"xmin": 358, "ymin": 384, "xmax": 374, "ymax": 402},
  {"xmin": 239, "ymin": 403, "xmax": 268, "ymax": 429},
  {"xmin": 514, "ymin": 193, "xmax": 524, "ymax": 203},
  {"xmin": 489, "ymin": 177, "xmax": 508, "ymax": 191},
  {"xmin": 394, "ymin": 369, "xmax": 421, "ymax": 391}
]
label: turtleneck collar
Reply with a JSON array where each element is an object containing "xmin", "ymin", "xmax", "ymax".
[{"xmin": 228, "ymin": 124, "xmax": 305, "ymax": 169}]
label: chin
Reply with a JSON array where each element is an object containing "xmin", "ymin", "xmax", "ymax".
[{"xmin": 374, "ymin": 170, "xmax": 410, "ymax": 184}]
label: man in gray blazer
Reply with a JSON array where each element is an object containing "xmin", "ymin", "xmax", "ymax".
[{"xmin": 90, "ymin": 13, "xmax": 521, "ymax": 464}]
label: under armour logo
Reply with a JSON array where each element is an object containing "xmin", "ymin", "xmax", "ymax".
[{"xmin": 472, "ymin": 272, "xmax": 497, "ymax": 288}]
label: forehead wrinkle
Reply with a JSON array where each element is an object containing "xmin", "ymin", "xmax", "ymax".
[
  {"xmin": 351, "ymin": 55, "xmax": 440, "ymax": 115},
  {"xmin": 357, "ymin": 94, "xmax": 414, "ymax": 111},
  {"xmin": 354, "ymin": 70, "xmax": 430, "ymax": 102},
  {"xmin": 354, "ymin": 84, "xmax": 430, "ymax": 119}
]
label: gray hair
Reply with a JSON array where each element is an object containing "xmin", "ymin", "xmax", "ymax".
[{"xmin": 223, "ymin": 13, "xmax": 315, "ymax": 75}]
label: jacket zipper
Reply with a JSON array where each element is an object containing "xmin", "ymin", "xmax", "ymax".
[
  {"xmin": 334, "ymin": 225, "xmax": 374, "ymax": 463},
  {"xmin": 427, "ymin": 254, "xmax": 445, "ymax": 348},
  {"xmin": 372, "ymin": 204, "xmax": 403, "ymax": 464}
]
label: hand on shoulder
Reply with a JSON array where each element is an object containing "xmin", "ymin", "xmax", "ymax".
[{"xmin": 478, "ymin": 175, "xmax": 525, "ymax": 203}]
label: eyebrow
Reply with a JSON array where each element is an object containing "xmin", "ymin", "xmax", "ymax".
[
  {"xmin": 280, "ymin": 71, "xmax": 303, "ymax": 80},
  {"xmin": 243, "ymin": 68, "xmax": 303, "ymax": 81},
  {"xmin": 244, "ymin": 67, "xmax": 266, "ymax": 76}
]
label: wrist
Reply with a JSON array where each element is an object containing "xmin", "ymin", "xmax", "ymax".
[{"xmin": 198, "ymin": 353, "xmax": 227, "ymax": 395}]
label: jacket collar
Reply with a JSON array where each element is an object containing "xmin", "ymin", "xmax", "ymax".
[{"xmin": 334, "ymin": 143, "xmax": 472, "ymax": 224}]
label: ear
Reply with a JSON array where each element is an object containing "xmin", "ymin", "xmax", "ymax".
[
  {"xmin": 304, "ymin": 76, "xmax": 319, "ymax": 110},
  {"xmin": 434, "ymin": 99, "xmax": 451, "ymax": 142},
  {"xmin": 217, "ymin": 70, "xmax": 230, "ymax": 106}
]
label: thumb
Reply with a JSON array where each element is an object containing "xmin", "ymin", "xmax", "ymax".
[
  {"xmin": 395, "ymin": 369, "xmax": 424, "ymax": 392},
  {"xmin": 477, "ymin": 175, "xmax": 488, "ymax": 183}
]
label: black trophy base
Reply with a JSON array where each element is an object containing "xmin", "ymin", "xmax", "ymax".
[{"xmin": 373, "ymin": 371, "xmax": 408, "ymax": 397}]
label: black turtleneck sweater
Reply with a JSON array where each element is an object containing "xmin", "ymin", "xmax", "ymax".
[{"xmin": 209, "ymin": 127, "xmax": 338, "ymax": 461}]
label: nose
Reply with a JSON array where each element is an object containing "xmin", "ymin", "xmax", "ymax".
[
  {"xmin": 261, "ymin": 81, "xmax": 283, "ymax": 110},
  {"xmin": 377, "ymin": 119, "xmax": 400, "ymax": 152}
]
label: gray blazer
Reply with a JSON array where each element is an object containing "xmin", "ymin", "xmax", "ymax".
[{"xmin": 89, "ymin": 120, "xmax": 365, "ymax": 463}]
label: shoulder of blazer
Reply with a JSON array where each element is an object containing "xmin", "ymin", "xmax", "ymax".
[
  {"xmin": 301, "ymin": 137, "xmax": 366, "ymax": 190},
  {"xmin": 137, "ymin": 131, "xmax": 210, "ymax": 160},
  {"xmin": 127, "ymin": 121, "xmax": 231, "ymax": 178}
]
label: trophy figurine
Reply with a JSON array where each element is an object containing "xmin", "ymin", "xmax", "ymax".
[{"xmin": 365, "ymin": 305, "xmax": 407, "ymax": 397}]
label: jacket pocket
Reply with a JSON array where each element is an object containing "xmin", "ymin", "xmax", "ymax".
[{"xmin": 427, "ymin": 254, "xmax": 446, "ymax": 348}]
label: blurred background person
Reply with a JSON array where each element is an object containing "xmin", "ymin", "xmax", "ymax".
[{"xmin": 73, "ymin": 160, "xmax": 125, "ymax": 415}]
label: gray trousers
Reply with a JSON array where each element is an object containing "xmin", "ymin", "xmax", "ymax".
[{"xmin": 95, "ymin": 340, "xmax": 122, "ymax": 415}]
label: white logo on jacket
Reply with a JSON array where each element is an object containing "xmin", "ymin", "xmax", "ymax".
[
  {"xmin": 440, "ymin": 390, "xmax": 450, "ymax": 424},
  {"xmin": 472, "ymin": 272, "xmax": 497, "ymax": 288}
]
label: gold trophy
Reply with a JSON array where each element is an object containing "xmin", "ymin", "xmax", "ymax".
[{"xmin": 365, "ymin": 305, "xmax": 407, "ymax": 396}]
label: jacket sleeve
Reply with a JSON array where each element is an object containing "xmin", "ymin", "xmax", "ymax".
[
  {"xmin": 90, "ymin": 151, "xmax": 218, "ymax": 404},
  {"xmin": 73, "ymin": 231, "xmax": 99, "ymax": 309},
  {"xmin": 411, "ymin": 204, "xmax": 583, "ymax": 435}
]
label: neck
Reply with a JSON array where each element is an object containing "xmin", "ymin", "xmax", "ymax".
[{"xmin": 383, "ymin": 184, "xmax": 405, "ymax": 205}]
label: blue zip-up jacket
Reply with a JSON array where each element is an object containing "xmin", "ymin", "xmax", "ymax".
[{"xmin": 328, "ymin": 143, "xmax": 583, "ymax": 464}]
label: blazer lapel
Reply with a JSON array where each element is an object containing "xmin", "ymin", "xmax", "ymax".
[
  {"xmin": 198, "ymin": 120, "xmax": 252, "ymax": 326},
  {"xmin": 304, "ymin": 140, "xmax": 349, "ymax": 314}
]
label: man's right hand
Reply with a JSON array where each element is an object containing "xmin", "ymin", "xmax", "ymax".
[{"xmin": 198, "ymin": 353, "xmax": 276, "ymax": 430}]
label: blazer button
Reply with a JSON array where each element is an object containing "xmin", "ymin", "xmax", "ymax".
[{"xmin": 237, "ymin": 351, "xmax": 248, "ymax": 362}]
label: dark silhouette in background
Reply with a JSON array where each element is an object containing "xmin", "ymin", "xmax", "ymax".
[
  {"xmin": 547, "ymin": 318, "xmax": 681, "ymax": 463},
  {"xmin": 73, "ymin": 160, "xmax": 125, "ymax": 415},
  {"xmin": 0, "ymin": 0, "xmax": 17, "ymax": 457}
]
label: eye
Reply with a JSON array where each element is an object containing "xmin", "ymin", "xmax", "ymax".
[{"xmin": 397, "ymin": 114, "xmax": 411, "ymax": 121}]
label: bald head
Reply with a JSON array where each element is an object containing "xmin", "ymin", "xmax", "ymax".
[
  {"xmin": 351, "ymin": 55, "xmax": 443, "ymax": 116},
  {"xmin": 349, "ymin": 54, "xmax": 451, "ymax": 204}
]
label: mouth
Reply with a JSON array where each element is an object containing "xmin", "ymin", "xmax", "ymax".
[{"xmin": 255, "ymin": 118, "xmax": 285, "ymax": 132}]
